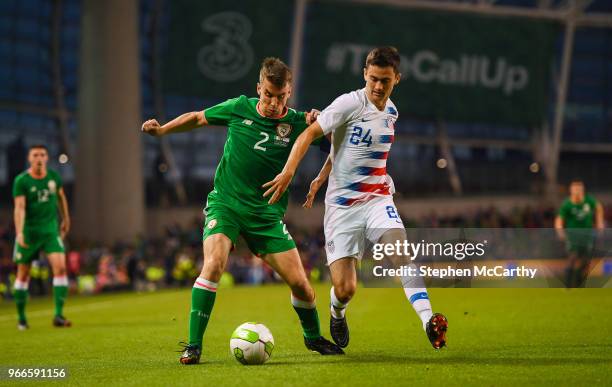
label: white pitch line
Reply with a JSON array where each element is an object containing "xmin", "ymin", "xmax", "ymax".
[{"xmin": 0, "ymin": 300, "xmax": 115, "ymax": 323}]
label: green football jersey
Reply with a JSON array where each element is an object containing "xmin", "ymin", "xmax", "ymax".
[
  {"xmin": 204, "ymin": 95, "xmax": 310, "ymax": 219},
  {"xmin": 558, "ymin": 194, "xmax": 598, "ymax": 229},
  {"xmin": 12, "ymin": 169, "xmax": 63, "ymax": 234}
]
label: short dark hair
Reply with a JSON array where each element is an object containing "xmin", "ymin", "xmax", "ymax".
[
  {"xmin": 570, "ymin": 179, "xmax": 584, "ymax": 186},
  {"xmin": 259, "ymin": 57, "xmax": 292, "ymax": 88},
  {"xmin": 29, "ymin": 144, "xmax": 48, "ymax": 152},
  {"xmin": 365, "ymin": 46, "xmax": 401, "ymax": 74}
]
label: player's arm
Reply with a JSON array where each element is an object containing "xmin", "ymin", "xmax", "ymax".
[
  {"xmin": 262, "ymin": 122, "xmax": 324, "ymax": 204},
  {"xmin": 264, "ymin": 92, "xmax": 355, "ymax": 204},
  {"xmin": 303, "ymin": 154, "xmax": 332, "ymax": 209},
  {"xmin": 13, "ymin": 195, "xmax": 28, "ymax": 248},
  {"xmin": 58, "ymin": 187, "xmax": 71, "ymax": 239},
  {"xmin": 142, "ymin": 111, "xmax": 209, "ymax": 137},
  {"xmin": 595, "ymin": 201, "xmax": 604, "ymax": 230},
  {"xmin": 554, "ymin": 214, "xmax": 565, "ymax": 240}
]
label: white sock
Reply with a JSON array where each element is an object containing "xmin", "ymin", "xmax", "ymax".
[
  {"xmin": 14, "ymin": 280, "xmax": 29, "ymax": 290},
  {"xmin": 330, "ymin": 287, "xmax": 348, "ymax": 319},
  {"xmin": 193, "ymin": 277, "xmax": 218, "ymax": 292},
  {"xmin": 291, "ymin": 293, "xmax": 316, "ymax": 309},
  {"xmin": 53, "ymin": 275, "xmax": 69, "ymax": 287},
  {"xmin": 403, "ymin": 288, "xmax": 433, "ymax": 330}
]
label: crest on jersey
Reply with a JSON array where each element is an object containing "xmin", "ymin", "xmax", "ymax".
[
  {"xmin": 583, "ymin": 203, "xmax": 591, "ymax": 212},
  {"xmin": 385, "ymin": 118, "xmax": 396, "ymax": 130},
  {"xmin": 48, "ymin": 180, "xmax": 57, "ymax": 194},
  {"xmin": 276, "ymin": 123, "xmax": 292, "ymax": 138}
]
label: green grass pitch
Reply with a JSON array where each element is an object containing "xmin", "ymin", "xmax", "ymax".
[{"xmin": 0, "ymin": 285, "xmax": 610, "ymax": 386}]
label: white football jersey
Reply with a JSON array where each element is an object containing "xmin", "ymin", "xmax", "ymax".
[{"xmin": 317, "ymin": 88, "xmax": 398, "ymax": 207}]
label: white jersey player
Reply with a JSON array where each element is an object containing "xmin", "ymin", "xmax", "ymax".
[
  {"xmin": 317, "ymin": 87, "xmax": 402, "ymax": 263},
  {"xmin": 264, "ymin": 47, "xmax": 448, "ymax": 350}
]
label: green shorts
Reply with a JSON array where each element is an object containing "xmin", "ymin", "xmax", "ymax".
[
  {"xmin": 566, "ymin": 239, "xmax": 595, "ymax": 258},
  {"xmin": 203, "ymin": 200, "xmax": 296, "ymax": 256},
  {"xmin": 566, "ymin": 230, "xmax": 595, "ymax": 258},
  {"xmin": 13, "ymin": 232, "xmax": 65, "ymax": 265}
]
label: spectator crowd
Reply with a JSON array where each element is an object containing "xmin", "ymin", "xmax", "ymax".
[{"xmin": 1, "ymin": 203, "xmax": 611, "ymax": 299}]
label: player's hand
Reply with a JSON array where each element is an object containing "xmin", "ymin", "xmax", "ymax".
[
  {"xmin": 60, "ymin": 218, "xmax": 70, "ymax": 239},
  {"xmin": 16, "ymin": 233, "xmax": 28, "ymax": 248},
  {"xmin": 556, "ymin": 229, "xmax": 566, "ymax": 242},
  {"xmin": 142, "ymin": 119, "xmax": 163, "ymax": 136},
  {"xmin": 262, "ymin": 170, "xmax": 294, "ymax": 204},
  {"xmin": 305, "ymin": 109, "xmax": 320, "ymax": 125},
  {"xmin": 303, "ymin": 177, "xmax": 323, "ymax": 208}
]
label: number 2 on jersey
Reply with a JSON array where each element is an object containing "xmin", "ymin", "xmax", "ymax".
[
  {"xmin": 349, "ymin": 126, "xmax": 372, "ymax": 147},
  {"xmin": 254, "ymin": 132, "xmax": 269, "ymax": 151}
]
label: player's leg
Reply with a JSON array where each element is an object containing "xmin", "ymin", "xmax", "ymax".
[
  {"xmin": 377, "ymin": 228, "xmax": 434, "ymax": 330},
  {"xmin": 243, "ymin": 216, "xmax": 342, "ymax": 355},
  {"xmin": 48, "ymin": 252, "xmax": 71, "ymax": 327},
  {"xmin": 367, "ymin": 197, "xmax": 447, "ymax": 349},
  {"xmin": 328, "ymin": 257, "xmax": 358, "ymax": 348},
  {"xmin": 564, "ymin": 250, "xmax": 578, "ymax": 288},
  {"xmin": 14, "ymin": 263, "xmax": 31, "ymax": 330},
  {"xmin": 323, "ymin": 203, "xmax": 364, "ymax": 348},
  {"xmin": 45, "ymin": 233, "xmax": 70, "ymax": 326},
  {"xmin": 575, "ymin": 240, "xmax": 594, "ymax": 287},
  {"xmin": 262, "ymin": 248, "xmax": 318, "ymax": 338},
  {"xmin": 13, "ymin": 238, "xmax": 38, "ymax": 330},
  {"xmin": 180, "ymin": 200, "xmax": 240, "ymax": 365},
  {"xmin": 262, "ymin": 248, "xmax": 343, "ymax": 355},
  {"xmin": 180, "ymin": 233, "xmax": 232, "ymax": 365},
  {"xmin": 190, "ymin": 234, "xmax": 231, "ymax": 345},
  {"xmin": 564, "ymin": 232, "xmax": 581, "ymax": 287}
]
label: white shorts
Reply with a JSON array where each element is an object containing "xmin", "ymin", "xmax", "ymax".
[{"xmin": 324, "ymin": 195, "xmax": 404, "ymax": 265}]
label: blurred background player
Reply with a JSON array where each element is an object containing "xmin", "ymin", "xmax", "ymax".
[
  {"xmin": 142, "ymin": 57, "xmax": 343, "ymax": 364},
  {"xmin": 554, "ymin": 179, "xmax": 604, "ymax": 287},
  {"xmin": 264, "ymin": 47, "xmax": 448, "ymax": 350},
  {"xmin": 12, "ymin": 145, "xmax": 71, "ymax": 330}
]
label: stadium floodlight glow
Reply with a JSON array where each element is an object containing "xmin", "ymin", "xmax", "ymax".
[
  {"xmin": 529, "ymin": 162, "xmax": 540, "ymax": 173},
  {"xmin": 436, "ymin": 158, "xmax": 448, "ymax": 169},
  {"xmin": 59, "ymin": 154, "xmax": 69, "ymax": 164}
]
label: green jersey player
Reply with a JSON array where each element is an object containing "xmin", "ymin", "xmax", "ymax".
[
  {"xmin": 12, "ymin": 144, "xmax": 72, "ymax": 330},
  {"xmin": 555, "ymin": 179, "xmax": 604, "ymax": 287},
  {"xmin": 142, "ymin": 57, "xmax": 343, "ymax": 364}
]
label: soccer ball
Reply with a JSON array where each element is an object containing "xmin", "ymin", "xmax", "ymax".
[{"xmin": 230, "ymin": 322, "xmax": 274, "ymax": 365}]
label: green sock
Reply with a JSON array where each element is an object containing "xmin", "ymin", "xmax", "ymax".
[
  {"xmin": 189, "ymin": 278, "xmax": 218, "ymax": 347},
  {"xmin": 14, "ymin": 289, "xmax": 28, "ymax": 323},
  {"xmin": 53, "ymin": 286, "xmax": 68, "ymax": 317},
  {"xmin": 291, "ymin": 295, "xmax": 321, "ymax": 339},
  {"xmin": 52, "ymin": 276, "xmax": 69, "ymax": 317}
]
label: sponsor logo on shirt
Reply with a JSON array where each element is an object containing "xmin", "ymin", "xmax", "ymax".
[
  {"xmin": 242, "ymin": 119, "xmax": 253, "ymax": 125},
  {"xmin": 207, "ymin": 219, "xmax": 217, "ymax": 229},
  {"xmin": 274, "ymin": 136, "xmax": 290, "ymax": 147}
]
